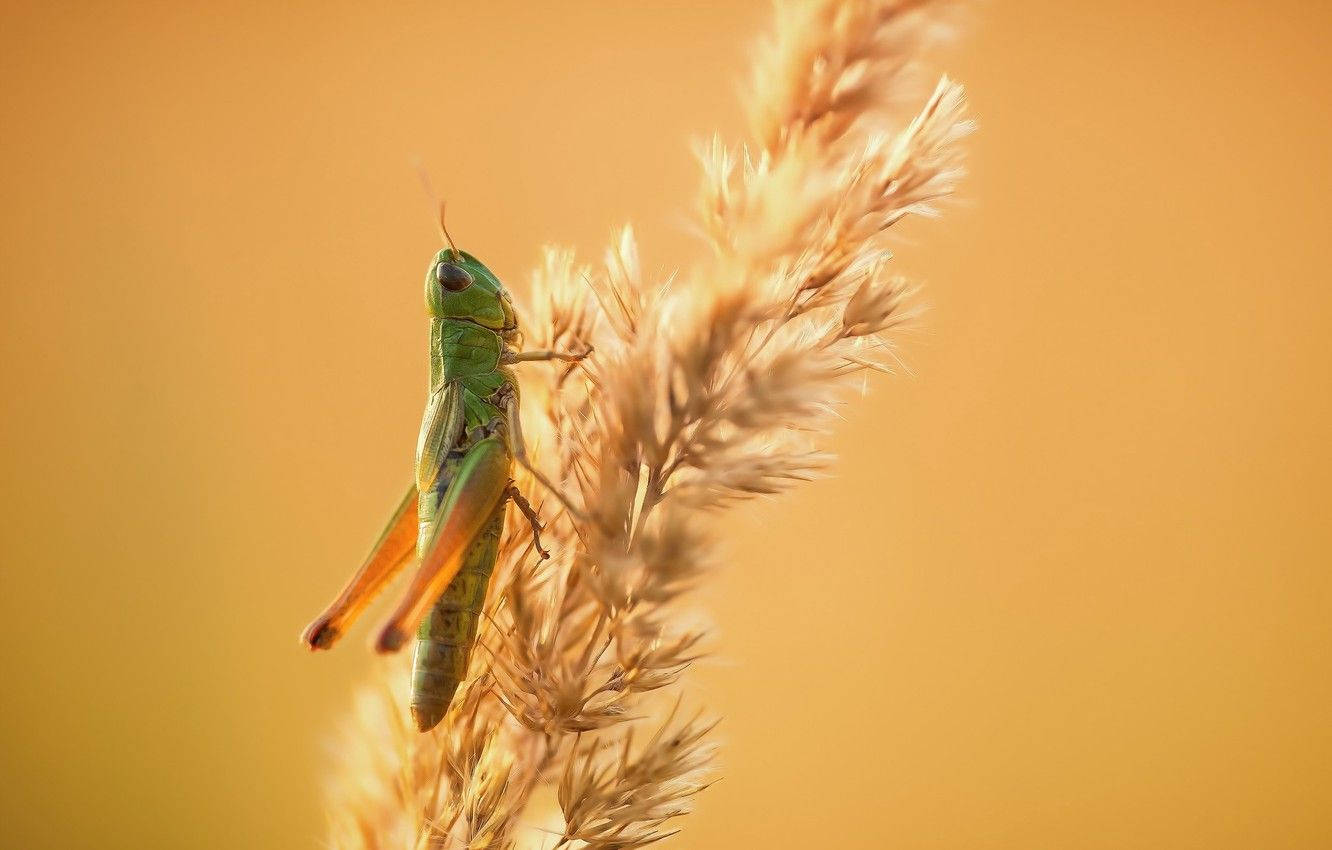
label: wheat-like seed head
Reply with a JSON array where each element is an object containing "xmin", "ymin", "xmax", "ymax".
[{"xmin": 325, "ymin": 2, "xmax": 971, "ymax": 847}]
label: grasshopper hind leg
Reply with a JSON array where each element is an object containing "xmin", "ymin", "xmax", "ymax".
[{"xmin": 376, "ymin": 437, "xmax": 510, "ymax": 653}]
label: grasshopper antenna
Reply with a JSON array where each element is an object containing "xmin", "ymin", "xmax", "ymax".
[{"xmin": 414, "ymin": 161, "xmax": 461, "ymax": 261}]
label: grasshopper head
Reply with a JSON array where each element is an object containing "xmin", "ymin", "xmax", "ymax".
[{"xmin": 425, "ymin": 248, "xmax": 517, "ymax": 333}]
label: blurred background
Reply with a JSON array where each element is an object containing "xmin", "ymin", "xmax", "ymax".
[{"xmin": 2, "ymin": 0, "xmax": 1330, "ymax": 847}]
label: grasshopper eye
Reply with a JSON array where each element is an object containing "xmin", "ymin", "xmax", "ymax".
[{"xmin": 436, "ymin": 262, "xmax": 473, "ymax": 292}]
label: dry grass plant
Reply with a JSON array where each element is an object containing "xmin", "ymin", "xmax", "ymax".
[{"xmin": 325, "ymin": 1, "xmax": 971, "ymax": 846}]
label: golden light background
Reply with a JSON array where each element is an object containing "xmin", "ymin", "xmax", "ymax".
[{"xmin": 2, "ymin": 1, "xmax": 1329, "ymax": 847}]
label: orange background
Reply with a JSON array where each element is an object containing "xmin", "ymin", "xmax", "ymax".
[{"xmin": 2, "ymin": 1, "xmax": 1330, "ymax": 848}]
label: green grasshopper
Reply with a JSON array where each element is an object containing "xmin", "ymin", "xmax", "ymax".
[{"xmin": 301, "ymin": 208, "xmax": 586, "ymax": 732}]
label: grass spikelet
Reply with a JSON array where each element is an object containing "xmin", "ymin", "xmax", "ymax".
[{"xmin": 324, "ymin": 1, "xmax": 971, "ymax": 846}]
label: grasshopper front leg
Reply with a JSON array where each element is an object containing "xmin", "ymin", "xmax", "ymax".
[
  {"xmin": 500, "ymin": 346, "xmax": 592, "ymax": 365},
  {"xmin": 301, "ymin": 484, "xmax": 418, "ymax": 650}
]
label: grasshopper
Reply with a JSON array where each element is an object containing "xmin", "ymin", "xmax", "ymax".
[{"xmin": 300, "ymin": 208, "xmax": 586, "ymax": 732}]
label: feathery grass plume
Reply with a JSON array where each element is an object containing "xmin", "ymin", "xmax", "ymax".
[{"xmin": 324, "ymin": 1, "xmax": 971, "ymax": 847}]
